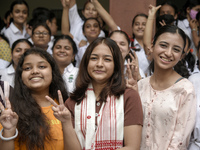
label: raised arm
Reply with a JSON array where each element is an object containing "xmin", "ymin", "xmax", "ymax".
[
  {"xmin": 91, "ymin": 0, "xmax": 118, "ymax": 32},
  {"xmin": 143, "ymin": 5, "xmax": 161, "ymax": 59},
  {"xmin": 189, "ymin": 19, "xmax": 199, "ymax": 49},
  {"xmin": 46, "ymin": 90, "xmax": 81, "ymax": 150},
  {"xmin": 69, "ymin": 0, "xmax": 75, "ymax": 8},
  {"xmin": 61, "ymin": 0, "xmax": 73, "ymax": 38},
  {"xmin": 0, "ymin": 98, "xmax": 18, "ymax": 150}
]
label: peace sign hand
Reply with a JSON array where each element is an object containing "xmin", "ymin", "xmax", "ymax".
[
  {"xmin": 0, "ymin": 98, "xmax": 18, "ymax": 130},
  {"xmin": 148, "ymin": 4, "xmax": 161, "ymax": 17},
  {"xmin": 159, "ymin": 19, "xmax": 167, "ymax": 27},
  {"xmin": 61, "ymin": 0, "xmax": 70, "ymax": 8},
  {"xmin": 45, "ymin": 90, "xmax": 71, "ymax": 123},
  {"xmin": 125, "ymin": 52, "xmax": 139, "ymax": 91}
]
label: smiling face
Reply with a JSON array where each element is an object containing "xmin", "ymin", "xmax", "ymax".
[
  {"xmin": 12, "ymin": 42, "xmax": 31, "ymax": 69},
  {"xmin": 110, "ymin": 32, "xmax": 129, "ymax": 59},
  {"xmin": 53, "ymin": 39, "xmax": 74, "ymax": 67},
  {"xmin": 132, "ymin": 16, "xmax": 147, "ymax": 39},
  {"xmin": 83, "ymin": 19, "xmax": 100, "ymax": 42},
  {"xmin": 32, "ymin": 26, "xmax": 50, "ymax": 49},
  {"xmin": 87, "ymin": 43, "xmax": 114, "ymax": 86},
  {"xmin": 151, "ymin": 32, "xmax": 184, "ymax": 70},
  {"xmin": 11, "ymin": 4, "xmax": 28, "ymax": 25},
  {"xmin": 21, "ymin": 54, "xmax": 52, "ymax": 93},
  {"xmin": 82, "ymin": 2, "xmax": 98, "ymax": 19}
]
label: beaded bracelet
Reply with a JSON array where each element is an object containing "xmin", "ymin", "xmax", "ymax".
[{"xmin": 0, "ymin": 128, "xmax": 18, "ymax": 141}]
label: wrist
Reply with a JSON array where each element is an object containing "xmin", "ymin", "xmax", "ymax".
[
  {"xmin": 63, "ymin": 6, "xmax": 69, "ymax": 10},
  {"xmin": 62, "ymin": 120, "xmax": 73, "ymax": 128},
  {"xmin": 2, "ymin": 127, "xmax": 17, "ymax": 137},
  {"xmin": 137, "ymin": 76, "xmax": 143, "ymax": 82},
  {"xmin": 0, "ymin": 128, "xmax": 18, "ymax": 141},
  {"xmin": 192, "ymin": 28, "xmax": 197, "ymax": 31}
]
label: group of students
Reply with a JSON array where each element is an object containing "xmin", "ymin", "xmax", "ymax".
[{"xmin": 0, "ymin": 0, "xmax": 199, "ymax": 149}]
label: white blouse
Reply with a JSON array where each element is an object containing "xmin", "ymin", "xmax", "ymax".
[{"xmin": 188, "ymin": 73, "xmax": 200, "ymax": 150}]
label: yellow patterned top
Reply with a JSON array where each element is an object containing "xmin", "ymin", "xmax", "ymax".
[{"xmin": 0, "ymin": 39, "xmax": 11, "ymax": 62}]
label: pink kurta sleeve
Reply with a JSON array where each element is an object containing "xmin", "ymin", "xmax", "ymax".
[{"xmin": 168, "ymin": 86, "xmax": 196, "ymax": 149}]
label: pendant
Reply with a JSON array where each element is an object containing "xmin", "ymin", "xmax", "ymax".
[{"xmin": 96, "ymin": 101, "xmax": 100, "ymax": 106}]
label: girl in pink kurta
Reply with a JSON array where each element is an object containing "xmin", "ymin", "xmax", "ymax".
[{"xmin": 138, "ymin": 25, "xmax": 196, "ymax": 149}]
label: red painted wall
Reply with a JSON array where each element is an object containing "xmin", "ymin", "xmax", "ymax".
[{"xmin": 110, "ymin": 0, "xmax": 156, "ymax": 37}]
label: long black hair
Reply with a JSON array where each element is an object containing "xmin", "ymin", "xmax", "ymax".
[{"xmin": 10, "ymin": 48, "xmax": 68, "ymax": 149}]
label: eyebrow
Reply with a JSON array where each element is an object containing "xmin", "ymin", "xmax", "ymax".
[
  {"xmin": 23, "ymin": 61, "xmax": 47, "ymax": 65},
  {"xmin": 159, "ymin": 41, "xmax": 183, "ymax": 49},
  {"xmin": 91, "ymin": 54, "xmax": 112, "ymax": 57}
]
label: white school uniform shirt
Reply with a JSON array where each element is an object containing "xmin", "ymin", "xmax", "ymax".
[
  {"xmin": 4, "ymin": 22, "xmax": 29, "ymax": 47},
  {"xmin": 0, "ymin": 64, "xmax": 15, "ymax": 87},
  {"xmin": 177, "ymin": 19, "xmax": 196, "ymax": 54},
  {"xmin": 69, "ymin": 4, "xmax": 105, "ymax": 44},
  {"xmin": 1, "ymin": 27, "xmax": 6, "ymax": 35},
  {"xmin": 188, "ymin": 72, "xmax": 200, "ymax": 150},
  {"xmin": 75, "ymin": 42, "xmax": 90, "ymax": 67},
  {"xmin": 134, "ymin": 39, "xmax": 150, "ymax": 76},
  {"xmin": 0, "ymin": 59, "xmax": 10, "ymax": 69},
  {"xmin": 177, "ymin": 19, "xmax": 199, "ymax": 71},
  {"xmin": 46, "ymin": 36, "xmax": 54, "ymax": 55},
  {"xmin": 62, "ymin": 63, "xmax": 79, "ymax": 94}
]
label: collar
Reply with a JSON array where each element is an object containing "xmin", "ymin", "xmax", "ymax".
[
  {"xmin": 10, "ymin": 22, "xmax": 26, "ymax": 35},
  {"xmin": 64, "ymin": 63, "xmax": 74, "ymax": 73},
  {"xmin": 50, "ymin": 36, "xmax": 54, "ymax": 42},
  {"xmin": 86, "ymin": 42, "xmax": 90, "ymax": 47},
  {"xmin": 7, "ymin": 65, "xmax": 15, "ymax": 74},
  {"xmin": 133, "ymin": 38, "xmax": 142, "ymax": 49},
  {"xmin": 124, "ymin": 59, "xmax": 127, "ymax": 65},
  {"xmin": 183, "ymin": 19, "xmax": 190, "ymax": 28}
]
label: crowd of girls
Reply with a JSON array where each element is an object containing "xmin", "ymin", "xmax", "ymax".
[{"xmin": 0, "ymin": 0, "xmax": 200, "ymax": 149}]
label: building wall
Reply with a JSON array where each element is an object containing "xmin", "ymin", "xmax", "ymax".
[{"xmin": 110, "ymin": 0, "xmax": 156, "ymax": 36}]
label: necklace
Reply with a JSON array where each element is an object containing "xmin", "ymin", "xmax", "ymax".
[{"xmin": 96, "ymin": 101, "xmax": 100, "ymax": 106}]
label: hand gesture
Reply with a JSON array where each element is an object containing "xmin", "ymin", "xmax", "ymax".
[
  {"xmin": 148, "ymin": 5, "xmax": 161, "ymax": 18},
  {"xmin": 0, "ymin": 98, "xmax": 18, "ymax": 130},
  {"xmin": 125, "ymin": 52, "xmax": 140, "ymax": 91},
  {"xmin": 189, "ymin": 19, "xmax": 198, "ymax": 30},
  {"xmin": 159, "ymin": 19, "xmax": 167, "ymax": 27},
  {"xmin": 45, "ymin": 90, "xmax": 71, "ymax": 123},
  {"xmin": 61, "ymin": 0, "xmax": 70, "ymax": 8},
  {"xmin": 78, "ymin": 40, "xmax": 87, "ymax": 48}
]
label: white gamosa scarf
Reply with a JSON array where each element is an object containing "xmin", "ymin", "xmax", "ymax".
[
  {"xmin": 0, "ymin": 81, "xmax": 10, "ymax": 107},
  {"xmin": 75, "ymin": 84, "xmax": 124, "ymax": 150}
]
